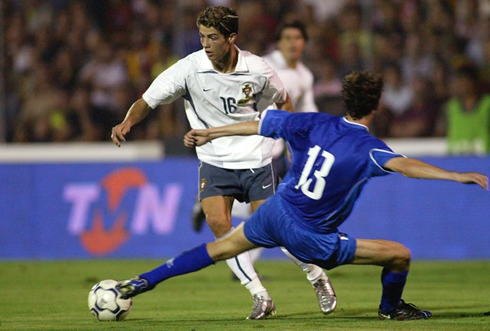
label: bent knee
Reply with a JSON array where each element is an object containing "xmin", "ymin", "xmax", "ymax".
[
  {"xmin": 392, "ymin": 243, "xmax": 411, "ymax": 271},
  {"xmin": 208, "ymin": 239, "xmax": 242, "ymax": 261},
  {"xmin": 207, "ymin": 242, "xmax": 228, "ymax": 261},
  {"xmin": 206, "ymin": 214, "xmax": 232, "ymax": 237}
]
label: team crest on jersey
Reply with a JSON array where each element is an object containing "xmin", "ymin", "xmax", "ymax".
[
  {"xmin": 200, "ymin": 178, "xmax": 207, "ymax": 192},
  {"xmin": 238, "ymin": 83, "xmax": 254, "ymax": 105}
]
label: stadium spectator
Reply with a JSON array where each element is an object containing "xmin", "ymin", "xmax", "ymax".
[
  {"xmin": 3, "ymin": 0, "xmax": 490, "ymax": 143},
  {"xmin": 432, "ymin": 60, "xmax": 452, "ymax": 104},
  {"xmin": 313, "ymin": 59, "xmax": 342, "ymax": 97},
  {"xmin": 400, "ymin": 32, "xmax": 435, "ymax": 84},
  {"xmin": 381, "ymin": 64, "xmax": 414, "ymax": 115},
  {"xmin": 12, "ymin": 61, "xmax": 68, "ymax": 142},
  {"xmin": 389, "ymin": 76, "xmax": 440, "ymax": 137},
  {"xmin": 116, "ymin": 70, "xmax": 488, "ymax": 320},
  {"xmin": 313, "ymin": 58, "xmax": 343, "ymax": 116},
  {"xmin": 437, "ymin": 64, "xmax": 490, "ymax": 155},
  {"xmin": 372, "ymin": 0, "xmax": 405, "ymax": 43},
  {"xmin": 306, "ymin": 17, "xmax": 340, "ymax": 66},
  {"xmin": 481, "ymin": 39, "xmax": 490, "ymax": 89},
  {"xmin": 63, "ymin": 85, "xmax": 116, "ymax": 142},
  {"xmin": 78, "ymin": 41, "xmax": 129, "ymax": 112},
  {"xmin": 338, "ymin": 41, "xmax": 366, "ymax": 78},
  {"xmin": 375, "ymin": 63, "xmax": 414, "ymax": 137},
  {"xmin": 338, "ymin": 3, "xmax": 373, "ymax": 62},
  {"xmin": 125, "ymin": 25, "xmax": 153, "ymax": 91},
  {"xmin": 464, "ymin": 13, "xmax": 490, "ymax": 89}
]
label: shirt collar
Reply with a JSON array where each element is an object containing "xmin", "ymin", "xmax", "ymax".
[
  {"xmin": 200, "ymin": 46, "xmax": 249, "ymax": 73},
  {"xmin": 342, "ymin": 117, "xmax": 369, "ymax": 131}
]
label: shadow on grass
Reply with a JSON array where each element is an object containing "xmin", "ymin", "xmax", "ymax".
[
  {"xmin": 119, "ymin": 306, "xmax": 490, "ymax": 324},
  {"xmin": 429, "ymin": 311, "xmax": 490, "ymax": 319}
]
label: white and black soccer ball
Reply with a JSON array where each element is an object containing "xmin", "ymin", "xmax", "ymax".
[{"xmin": 88, "ymin": 279, "xmax": 132, "ymax": 321}]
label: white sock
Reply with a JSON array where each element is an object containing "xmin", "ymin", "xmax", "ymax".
[
  {"xmin": 280, "ymin": 247, "xmax": 326, "ymax": 283},
  {"xmin": 248, "ymin": 247, "xmax": 264, "ymax": 264},
  {"xmin": 216, "ymin": 228, "xmax": 268, "ymax": 297},
  {"xmin": 245, "ymin": 278, "xmax": 270, "ymax": 298}
]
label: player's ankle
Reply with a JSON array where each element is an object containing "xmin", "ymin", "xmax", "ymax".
[
  {"xmin": 253, "ymin": 290, "xmax": 271, "ymax": 300},
  {"xmin": 306, "ymin": 267, "xmax": 326, "ymax": 283}
]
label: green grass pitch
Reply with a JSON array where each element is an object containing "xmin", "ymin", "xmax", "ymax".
[{"xmin": 1, "ymin": 259, "xmax": 489, "ymax": 330}]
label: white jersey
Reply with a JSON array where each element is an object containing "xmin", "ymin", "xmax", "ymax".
[
  {"xmin": 262, "ymin": 50, "xmax": 318, "ymax": 158},
  {"xmin": 262, "ymin": 50, "xmax": 318, "ymax": 113},
  {"xmin": 143, "ymin": 47, "xmax": 287, "ymax": 169}
]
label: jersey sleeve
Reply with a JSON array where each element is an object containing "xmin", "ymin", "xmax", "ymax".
[
  {"xmin": 257, "ymin": 60, "xmax": 287, "ymax": 106},
  {"xmin": 258, "ymin": 109, "xmax": 289, "ymax": 139},
  {"xmin": 259, "ymin": 110, "xmax": 317, "ymax": 141},
  {"xmin": 368, "ymin": 147, "xmax": 405, "ymax": 177},
  {"xmin": 142, "ymin": 59, "xmax": 188, "ymax": 109}
]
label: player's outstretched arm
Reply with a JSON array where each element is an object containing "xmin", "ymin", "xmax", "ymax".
[
  {"xmin": 384, "ymin": 157, "xmax": 488, "ymax": 189},
  {"xmin": 184, "ymin": 121, "xmax": 260, "ymax": 147},
  {"xmin": 111, "ymin": 98, "xmax": 152, "ymax": 147}
]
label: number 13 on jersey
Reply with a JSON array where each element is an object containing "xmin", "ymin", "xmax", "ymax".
[{"xmin": 295, "ymin": 145, "xmax": 335, "ymax": 200}]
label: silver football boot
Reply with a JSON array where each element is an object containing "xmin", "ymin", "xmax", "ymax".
[
  {"xmin": 312, "ymin": 276, "xmax": 337, "ymax": 315},
  {"xmin": 247, "ymin": 294, "xmax": 276, "ymax": 320}
]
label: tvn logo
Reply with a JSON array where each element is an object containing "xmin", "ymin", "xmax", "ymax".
[{"xmin": 63, "ymin": 167, "xmax": 183, "ymax": 256}]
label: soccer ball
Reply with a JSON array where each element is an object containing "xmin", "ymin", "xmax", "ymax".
[{"xmin": 88, "ymin": 279, "xmax": 132, "ymax": 321}]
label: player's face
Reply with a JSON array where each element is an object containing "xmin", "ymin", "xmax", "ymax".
[
  {"xmin": 277, "ymin": 28, "xmax": 306, "ymax": 64},
  {"xmin": 198, "ymin": 25, "xmax": 234, "ymax": 63}
]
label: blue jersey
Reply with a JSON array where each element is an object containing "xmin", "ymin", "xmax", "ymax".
[{"xmin": 259, "ymin": 110, "xmax": 403, "ymax": 232}]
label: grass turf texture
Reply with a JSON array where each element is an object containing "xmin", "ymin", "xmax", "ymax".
[{"xmin": 1, "ymin": 260, "xmax": 489, "ymax": 330}]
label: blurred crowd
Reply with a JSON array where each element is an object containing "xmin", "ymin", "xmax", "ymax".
[{"xmin": 3, "ymin": 0, "xmax": 490, "ymax": 150}]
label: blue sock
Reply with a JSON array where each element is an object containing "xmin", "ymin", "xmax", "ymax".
[
  {"xmin": 379, "ymin": 268, "xmax": 408, "ymax": 312},
  {"xmin": 139, "ymin": 244, "xmax": 215, "ymax": 289}
]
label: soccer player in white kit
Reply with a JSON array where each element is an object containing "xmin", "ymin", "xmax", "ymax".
[{"xmin": 111, "ymin": 6, "xmax": 332, "ymax": 319}]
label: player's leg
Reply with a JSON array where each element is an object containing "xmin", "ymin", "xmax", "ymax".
[
  {"xmin": 201, "ymin": 195, "xmax": 234, "ymax": 236},
  {"xmin": 232, "ymin": 201, "xmax": 264, "ymax": 264},
  {"xmin": 206, "ymin": 220, "xmax": 276, "ymax": 320},
  {"xmin": 197, "ymin": 163, "xmax": 267, "ymax": 298},
  {"xmin": 115, "ymin": 225, "xmax": 255, "ymax": 301},
  {"xmin": 116, "ymin": 243, "xmax": 215, "ymax": 298},
  {"xmin": 230, "ymin": 200, "xmax": 266, "ymax": 282},
  {"xmin": 202, "ymin": 196, "xmax": 265, "ymax": 286},
  {"xmin": 279, "ymin": 247, "xmax": 337, "ymax": 314},
  {"xmin": 202, "ymin": 195, "xmax": 274, "ymax": 319},
  {"xmin": 244, "ymin": 163, "xmax": 337, "ymax": 315},
  {"xmin": 249, "ymin": 197, "xmax": 337, "ymax": 314},
  {"xmin": 351, "ymin": 239, "xmax": 432, "ymax": 320},
  {"xmin": 202, "ymin": 196, "xmax": 263, "ymax": 288},
  {"xmin": 207, "ymin": 222, "xmax": 258, "ymax": 259}
]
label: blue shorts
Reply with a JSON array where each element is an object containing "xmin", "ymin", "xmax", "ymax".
[{"xmin": 243, "ymin": 195, "xmax": 357, "ymax": 270}]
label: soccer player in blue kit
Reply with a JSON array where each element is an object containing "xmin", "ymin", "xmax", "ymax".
[{"xmin": 117, "ymin": 71, "xmax": 488, "ymax": 320}]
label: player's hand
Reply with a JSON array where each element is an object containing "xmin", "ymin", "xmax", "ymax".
[
  {"xmin": 111, "ymin": 122, "xmax": 131, "ymax": 147},
  {"xmin": 184, "ymin": 129, "xmax": 210, "ymax": 147},
  {"xmin": 455, "ymin": 172, "xmax": 488, "ymax": 190}
]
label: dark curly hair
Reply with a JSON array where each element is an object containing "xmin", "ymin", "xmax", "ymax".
[
  {"xmin": 341, "ymin": 71, "xmax": 383, "ymax": 120},
  {"xmin": 196, "ymin": 6, "xmax": 239, "ymax": 39},
  {"xmin": 275, "ymin": 20, "xmax": 308, "ymax": 42}
]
